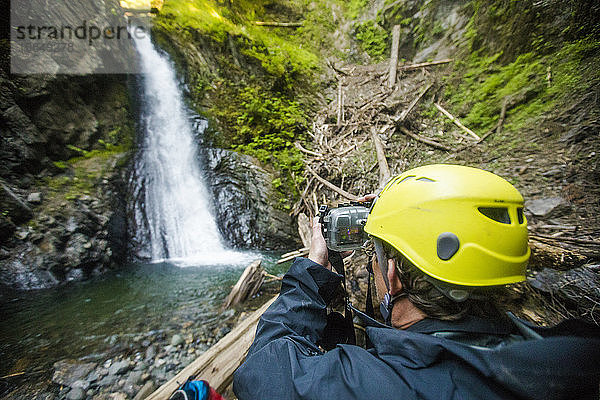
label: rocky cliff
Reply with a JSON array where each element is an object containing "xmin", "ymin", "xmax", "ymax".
[
  {"xmin": 0, "ymin": 0, "xmax": 135, "ymax": 289},
  {"xmin": 204, "ymin": 148, "xmax": 299, "ymax": 249},
  {"xmin": 0, "ymin": 72, "xmax": 134, "ymax": 289}
]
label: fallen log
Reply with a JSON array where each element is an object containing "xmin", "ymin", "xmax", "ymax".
[
  {"xmin": 277, "ymin": 248, "xmax": 309, "ymax": 264},
  {"xmin": 222, "ymin": 260, "xmax": 265, "ymax": 310},
  {"xmin": 434, "ymin": 103, "xmax": 481, "ymax": 140},
  {"xmin": 395, "ymin": 82, "xmax": 432, "ymax": 123},
  {"xmin": 398, "ymin": 59, "xmax": 453, "ymax": 72},
  {"xmin": 280, "ymin": 247, "xmax": 310, "ymax": 259},
  {"xmin": 387, "ymin": 25, "xmax": 401, "ymax": 88},
  {"xmin": 253, "ymin": 21, "xmax": 303, "ymax": 27},
  {"xmin": 528, "ymin": 265, "xmax": 600, "ymax": 325},
  {"xmin": 496, "ymin": 98, "xmax": 508, "ymax": 135},
  {"xmin": 295, "ymin": 142, "xmax": 323, "ymax": 158},
  {"xmin": 399, "ymin": 126, "xmax": 452, "ymax": 152},
  {"xmin": 337, "ymin": 77, "xmax": 344, "ymax": 125},
  {"xmin": 145, "ymin": 296, "xmax": 277, "ymax": 399},
  {"xmin": 297, "ymin": 213, "xmax": 312, "ymax": 248},
  {"xmin": 305, "ymin": 165, "xmax": 359, "ymax": 201},
  {"xmin": 370, "ymin": 126, "xmax": 391, "ymax": 186}
]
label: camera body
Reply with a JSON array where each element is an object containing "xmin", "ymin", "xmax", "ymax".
[{"xmin": 319, "ymin": 203, "xmax": 371, "ymax": 252}]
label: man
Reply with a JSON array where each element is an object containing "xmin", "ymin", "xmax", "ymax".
[{"xmin": 233, "ymin": 164, "xmax": 600, "ymax": 399}]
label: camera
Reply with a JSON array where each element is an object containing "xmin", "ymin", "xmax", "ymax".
[{"xmin": 319, "ymin": 203, "xmax": 371, "ymax": 252}]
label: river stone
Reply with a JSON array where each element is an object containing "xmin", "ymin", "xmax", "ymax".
[
  {"xmin": 145, "ymin": 345, "xmax": 156, "ymax": 360},
  {"xmin": 126, "ymin": 370, "xmax": 143, "ymax": 385},
  {"xmin": 52, "ymin": 360, "xmax": 97, "ymax": 387},
  {"xmin": 123, "ymin": 381, "xmax": 138, "ymax": 397},
  {"xmin": 97, "ymin": 374, "xmax": 119, "ymax": 387},
  {"xmin": 27, "ymin": 192, "xmax": 42, "ymax": 204},
  {"xmin": 71, "ymin": 379, "xmax": 90, "ymax": 390},
  {"xmin": 171, "ymin": 334, "xmax": 184, "ymax": 347},
  {"xmin": 525, "ymin": 197, "xmax": 565, "ymax": 217},
  {"xmin": 108, "ymin": 360, "xmax": 130, "ymax": 375},
  {"xmin": 86, "ymin": 370, "xmax": 101, "ymax": 383},
  {"xmin": 151, "ymin": 367, "xmax": 166, "ymax": 381},
  {"xmin": 133, "ymin": 381, "xmax": 156, "ymax": 400},
  {"xmin": 66, "ymin": 387, "xmax": 85, "ymax": 400}
]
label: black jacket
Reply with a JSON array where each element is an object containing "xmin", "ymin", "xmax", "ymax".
[{"xmin": 233, "ymin": 258, "xmax": 600, "ymax": 399}]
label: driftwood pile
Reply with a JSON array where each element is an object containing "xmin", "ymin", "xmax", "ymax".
[{"xmin": 290, "ymin": 26, "xmax": 491, "ymax": 219}]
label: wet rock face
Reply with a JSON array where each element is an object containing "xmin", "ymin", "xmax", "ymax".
[
  {"xmin": 0, "ymin": 172, "xmax": 129, "ymax": 290},
  {"xmin": 0, "ymin": 0, "xmax": 133, "ymax": 290},
  {"xmin": 203, "ymin": 148, "xmax": 300, "ymax": 250},
  {"xmin": 0, "ymin": 75, "xmax": 132, "ymax": 289}
]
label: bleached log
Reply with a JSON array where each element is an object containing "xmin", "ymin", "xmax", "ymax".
[
  {"xmin": 297, "ymin": 213, "xmax": 312, "ymax": 249},
  {"xmin": 222, "ymin": 260, "xmax": 265, "ymax": 310},
  {"xmin": 399, "ymin": 126, "xmax": 452, "ymax": 152},
  {"xmin": 276, "ymin": 249, "xmax": 310, "ymax": 264},
  {"xmin": 496, "ymin": 98, "xmax": 508, "ymax": 135},
  {"xmin": 395, "ymin": 82, "xmax": 432, "ymax": 123},
  {"xmin": 146, "ymin": 297, "xmax": 277, "ymax": 399},
  {"xmin": 337, "ymin": 78, "xmax": 344, "ymax": 125},
  {"xmin": 280, "ymin": 247, "xmax": 310, "ymax": 259},
  {"xmin": 253, "ymin": 21, "xmax": 303, "ymax": 27},
  {"xmin": 387, "ymin": 25, "xmax": 401, "ymax": 88},
  {"xmin": 305, "ymin": 165, "xmax": 359, "ymax": 201},
  {"xmin": 434, "ymin": 103, "xmax": 481, "ymax": 140},
  {"xmin": 295, "ymin": 142, "xmax": 323, "ymax": 158},
  {"xmin": 370, "ymin": 126, "xmax": 391, "ymax": 186},
  {"xmin": 398, "ymin": 59, "xmax": 453, "ymax": 71}
]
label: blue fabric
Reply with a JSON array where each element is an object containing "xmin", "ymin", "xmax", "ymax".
[
  {"xmin": 181, "ymin": 380, "xmax": 209, "ymax": 400},
  {"xmin": 233, "ymin": 257, "xmax": 600, "ymax": 400}
]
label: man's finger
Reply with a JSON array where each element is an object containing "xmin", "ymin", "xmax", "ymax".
[{"xmin": 357, "ymin": 193, "xmax": 377, "ymax": 202}]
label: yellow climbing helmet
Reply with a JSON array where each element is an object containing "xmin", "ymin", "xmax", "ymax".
[{"xmin": 364, "ymin": 164, "xmax": 530, "ymax": 287}]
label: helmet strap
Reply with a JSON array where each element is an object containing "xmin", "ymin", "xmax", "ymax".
[
  {"xmin": 373, "ymin": 237, "xmax": 409, "ymax": 326},
  {"xmin": 422, "ymin": 275, "xmax": 472, "ymax": 302},
  {"xmin": 373, "ymin": 238, "xmax": 391, "ymax": 291},
  {"xmin": 380, "ymin": 291, "xmax": 408, "ymax": 326}
]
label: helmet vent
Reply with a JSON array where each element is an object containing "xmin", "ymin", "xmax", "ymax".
[
  {"xmin": 478, "ymin": 207, "xmax": 510, "ymax": 224},
  {"xmin": 397, "ymin": 175, "xmax": 415, "ymax": 184},
  {"xmin": 416, "ymin": 177, "xmax": 435, "ymax": 182},
  {"xmin": 517, "ymin": 207, "xmax": 524, "ymax": 224}
]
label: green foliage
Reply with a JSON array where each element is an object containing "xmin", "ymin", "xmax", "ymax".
[
  {"xmin": 343, "ymin": 0, "xmax": 369, "ymax": 20},
  {"xmin": 444, "ymin": 35, "xmax": 600, "ymax": 134},
  {"xmin": 44, "ymin": 122, "xmax": 133, "ymax": 202},
  {"xmin": 53, "ymin": 161, "xmax": 68, "ymax": 169},
  {"xmin": 355, "ymin": 20, "xmax": 389, "ymax": 61},
  {"xmin": 209, "ymin": 83, "xmax": 308, "ymax": 199},
  {"xmin": 156, "ymin": 0, "xmax": 326, "ymax": 81}
]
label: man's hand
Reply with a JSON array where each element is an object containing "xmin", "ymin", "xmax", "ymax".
[
  {"xmin": 308, "ymin": 218, "xmax": 330, "ymax": 270},
  {"xmin": 356, "ymin": 193, "xmax": 377, "ymax": 203}
]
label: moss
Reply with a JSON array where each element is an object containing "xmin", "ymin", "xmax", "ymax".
[
  {"xmin": 343, "ymin": 0, "xmax": 369, "ymax": 20},
  {"xmin": 206, "ymin": 81, "xmax": 308, "ymax": 202},
  {"xmin": 444, "ymin": 35, "xmax": 599, "ymax": 135},
  {"xmin": 354, "ymin": 20, "xmax": 389, "ymax": 61},
  {"xmin": 155, "ymin": 0, "xmax": 328, "ymax": 81}
]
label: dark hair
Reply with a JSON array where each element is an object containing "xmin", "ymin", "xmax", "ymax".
[{"xmin": 395, "ymin": 257, "xmax": 509, "ymax": 321}]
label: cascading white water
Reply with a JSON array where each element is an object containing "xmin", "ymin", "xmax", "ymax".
[{"xmin": 132, "ymin": 33, "xmax": 250, "ymax": 266}]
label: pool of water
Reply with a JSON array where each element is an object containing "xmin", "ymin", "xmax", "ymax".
[{"xmin": 0, "ymin": 252, "xmax": 285, "ymax": 382}]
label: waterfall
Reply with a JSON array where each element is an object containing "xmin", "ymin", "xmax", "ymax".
[{"xmin": 130, "ymin": 33, "xmax": 250, "ymax": 266}]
